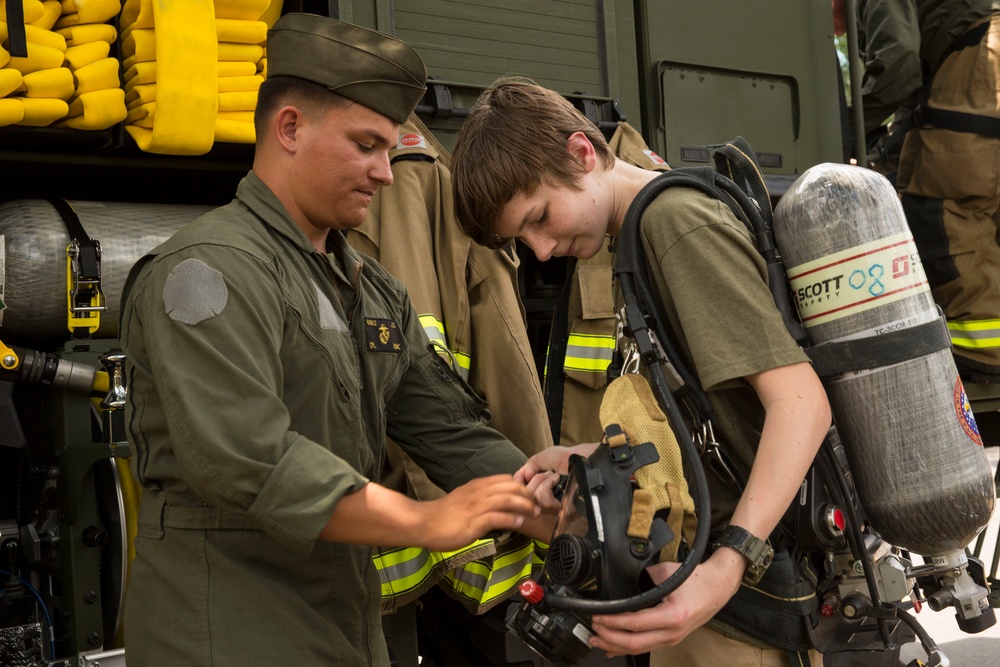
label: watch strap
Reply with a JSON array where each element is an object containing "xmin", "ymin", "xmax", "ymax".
[{"xmin": 712, "ymin": 524, "xmax": 773, "ymax": 586}]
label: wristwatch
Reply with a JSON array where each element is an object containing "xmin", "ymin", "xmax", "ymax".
[{"xmin": 712, "ymin": 524, "xmax": 773, "ymax": 586}]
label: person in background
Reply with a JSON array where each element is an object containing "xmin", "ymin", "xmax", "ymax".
[{"xmin": 835, "ymin": 0, "xmax": 1000, "ymax": 382}]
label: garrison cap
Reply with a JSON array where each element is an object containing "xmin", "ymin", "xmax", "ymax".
[{"xmin": 267, "ymin": 13, "xmax": 427, "ymax": 124}]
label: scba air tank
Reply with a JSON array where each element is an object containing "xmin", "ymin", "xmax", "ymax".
[
  {"xmin": 0, "ymin": 199, "xmax": 211, "ymax": 341},
  {"xmin": 773, "ymin": 163, "xmax": 994, "ymax": 556}
]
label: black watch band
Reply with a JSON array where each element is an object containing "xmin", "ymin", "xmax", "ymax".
[{"xmin": 712, "ymin": 524, "xmax": 773, "ymax": 586}]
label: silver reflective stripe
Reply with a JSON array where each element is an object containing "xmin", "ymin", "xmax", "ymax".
[
  {"xmin": 564, "ymin": 333, "xmax": 616, "ymax": 372},
  {"xmin": 419, "ymin": 314, "xmax": 446, "ymax": 347},
  {"xmin": 949, "ymin": 319, "xmax": 1000, "ymax": 350}
]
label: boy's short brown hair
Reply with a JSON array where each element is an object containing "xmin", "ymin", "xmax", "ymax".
[{"xmin": 451, "ymin": 78, "xmax": 614, "ymax": 248}]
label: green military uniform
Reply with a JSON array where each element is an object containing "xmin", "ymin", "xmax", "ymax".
[
  {"xmin": 613, "ymin": 187, "xmax": 815, "ymax": 665},
  {"xmin": 549, "ymin": 122, "xmax": 670, "ymax": 445},
  {"xmin": 860, "ymin": 0, "xmax": 1000, "ymax": 379},
  {"xmin": 120, "ymin": 172, "xmax": 527, "ymax": 667}
]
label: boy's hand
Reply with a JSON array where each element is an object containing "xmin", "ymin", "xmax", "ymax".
[
  {"xmin": 513, "ymin": 442, "xmax": 600, "ymax": 484},
  {"xmin": 587, "ymin": 549, "xmax": 744, "ymax": 656}
]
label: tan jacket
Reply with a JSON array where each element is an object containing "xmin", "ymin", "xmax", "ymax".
[
  {"xmin": 347, "ymin": 115, "xmax": 552, "ymax": 498},
  {"xmin": 552, "ymin": 122, "xmax": 670, "ymax": 445}
]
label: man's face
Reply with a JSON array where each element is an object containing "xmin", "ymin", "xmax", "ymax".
[
  {"xmin": 493, "ymin": 174, "xmax": 609, "ymax": 262},
  {"xmin": 290, "ymin": 101, "xmax": 397, "ymax": 232}
]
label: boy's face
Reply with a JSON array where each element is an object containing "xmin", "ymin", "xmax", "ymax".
[{"xmin": 493, "ymin": 174, "xmax": 609, "ymax": 262}]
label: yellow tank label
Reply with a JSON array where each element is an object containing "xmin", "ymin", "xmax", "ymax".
[{"xmin": 787, "ymin": 232, "xmax": 927, "ymax": 326}]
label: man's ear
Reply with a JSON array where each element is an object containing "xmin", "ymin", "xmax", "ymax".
[
  {"xmin": 566, "ymin": 131, "xmax": 598, "ymax": 173},
  {"xmin": 273, "ymin": 105, "xmax": 303, "ymax": 153}
]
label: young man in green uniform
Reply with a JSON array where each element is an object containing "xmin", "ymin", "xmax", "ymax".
[
  {"xmin": 450, "ymin": 79, "xmax": 832, "ymax": 666},
  {"xmin": 119, "ymin": 15, "xmax": 546, "ymax": 667}
]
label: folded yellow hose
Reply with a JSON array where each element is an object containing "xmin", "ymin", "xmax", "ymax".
[
  {"xmin": 217, "ymin": 110, "xmax": 253, "ymax": 123},
  {"xmin": 58, "ymin": 87, "xmax": 126, "ymax": 128},
  {"xmin": 19, "ymin": 66, "xmax": 73, "ymax": 99},
  {"xmin": 17, "ymin": 96, "xmax": 67, "ymax": 125},
  {"xmin": 217, "ymin": 60, "xmax": 256, "ymax": 77},
  {"xmin": 123, "ymin": 81, "xmax": 153, "ymax": 106},
  {"xmin": 122, "ymin": 0, "xmax": 217, "ymax": 154},
  {"xmin": 214, "ymin": 0, "xmax": 269, "ymax": 20},
  {"xmin": 24, "ymin": 23, "xmax": 66, "ymax": 51},
  {"xmin": 217, "ymin": 18, "xmax": 266, "ymax": 44},
  {"xmin": 0, "ymin": 0, "xmax": 45, "ymax": 24},
  {"xmin": 0, "ymin": 68, "xmax": 23, "ymax": 97},
  {"xmin": 122, "ymin": 60, "xmax": 154, "ymax": 85},
  {"xmin": 0, "ymin": 98, "xmax": 24, "ymax": 125},
  {"xmin": 214, "ymin": 118, "xmax": 254, "ymax": 143},
  {"xmin": 217, "ymin": 90, "xmax": 256, "ymax": 111},
  {"xmin": 259, "ymin": 0, "xmax": 280, "ymax": 27},
  {"xmin": 218, "ymin": 42, "xmax": 262, "ymax": 62},
  {"xmin": 56, "ymin": 23, "xmax": 117, "ymax": 46},
  {"xmin": 29, "ymin": 0, "xmax": 61, "ymax": 29},
  {"xmin": 217, "ymin": 74, "xmax": 262, "ymax": 92},
  {"xmin": 55, "ymin": 0, "xmax": 121, "ymax": 27},
  {"xmin": 0, "ymin": 45, "xmax": 11, "ymax": 71},
  {"xmin": 73, "ymin": 56, "xmax": 118, "ymax": 94},
  {"xmin": 64, "ymin": 40, "xmax": 109, "ymax": 70},
  {"xmin": 7, "ymin": 42, "xmax": 65, "ymax": 75}
]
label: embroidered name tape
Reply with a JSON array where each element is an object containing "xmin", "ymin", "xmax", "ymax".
[{"xmin": 366, "ymin": 317, "xmax": 403, "ymax": 353}]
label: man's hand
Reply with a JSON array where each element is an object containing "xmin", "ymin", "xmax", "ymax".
[
  {"xmin": 418, "ymin": 475, "xmax": 542, "ymax": 551},
  {"xmin": 319, "ymin": 475, "xmax": 540, "ymax": 551}
]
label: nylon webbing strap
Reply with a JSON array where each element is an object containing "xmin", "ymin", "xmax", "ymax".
[
  {"xmin": 542, "ymin": 257, "xmax": 577, "ymax": 443},
  {"xmin": 914, "ymin": 21, "xmax": 998, "ymax": 137},
  {"xmin": 916, "ymin": 105, "xmax": 1000, "ymax": 138},
  {"xmin": 942, "ymin": 20, "xmax": 989, "ymax": 62},
  {"xmin": 5, "ymin": 0, "xmax": 27, "ymax": 58},
  {"xmin": 806, "ymin": 315, "xmax": 952, "ymax": 379}
]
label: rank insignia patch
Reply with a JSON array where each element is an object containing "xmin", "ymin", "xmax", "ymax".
[{"xmin": 365, "ymin": 317, "xmax": 403, "ymax": 353}]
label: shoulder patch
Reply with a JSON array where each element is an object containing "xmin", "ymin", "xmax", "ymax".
[
  {"xmin": 397, "ymin": 133, "xmax": 426, "ymax": 150},
  {"xmin": 365, "ymin": 317, "xmax": 403, "ymax": 353},
  {"xmin": 162, "ymin": 258, "xmax": 228, "ymax": 325},
  {"xmin": 643, "ymin": 149, "xmax": 667, "ymax": 166},
  {"xmin": 315, "ymin": 282, "xmax": 349, "ymax": 332}
]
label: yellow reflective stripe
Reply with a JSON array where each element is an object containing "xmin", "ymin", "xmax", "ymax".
[
  {"xmin": 452, "ymin": 351, "xmax": 471, "ymax": 380},
  {"xmin": 948, "ymin": 319, "xmax": 1000, "ymax": 350},
  {"xmin": 418, "ymin": 313, "xmax": 471, "ymax": 380},
  {"xmin": 374, "ymin": 540, "xmax": 492, "ymax": 599},
  {"xmin": 564, "ymin": 333, "xmax": 616, "ymax": 372},
  {"xmin": 418, "ymin": 314, "xmax": 446, "ymax": 347},
  {"xmin": 442, "ymin": 539, "xmax": 537, "ymax": 607}
]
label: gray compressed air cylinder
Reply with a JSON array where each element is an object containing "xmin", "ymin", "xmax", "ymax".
[
  {"xmin": 0, "ymin": 199, "xmax": 210, "ymax": 340},
  {"xmin": 773, "ymin": 163, "xmax": 994, "ymax": 556}
]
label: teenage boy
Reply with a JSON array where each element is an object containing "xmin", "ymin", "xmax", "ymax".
[{"xmin": 450, "ymin": 79, "xmax": 832, "ymax": 666}]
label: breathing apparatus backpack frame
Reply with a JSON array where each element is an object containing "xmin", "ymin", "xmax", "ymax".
[{"xmin": 610, "ymin": 138, "xmax": 958, "ymax": 665}]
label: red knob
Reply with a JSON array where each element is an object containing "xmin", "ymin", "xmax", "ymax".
[{"xmin": 520, "ymin": 579, "xmax": 545, "ymax": 604}]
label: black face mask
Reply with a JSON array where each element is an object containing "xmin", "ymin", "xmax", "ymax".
[{"xmin": 507, "ymin": 425, "xmax": 675, "ymax": 666}]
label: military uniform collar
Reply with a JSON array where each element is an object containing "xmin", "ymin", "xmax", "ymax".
[{"xmin": 237, "ymin": 171, "xmax": 366, "ymax": 278}]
